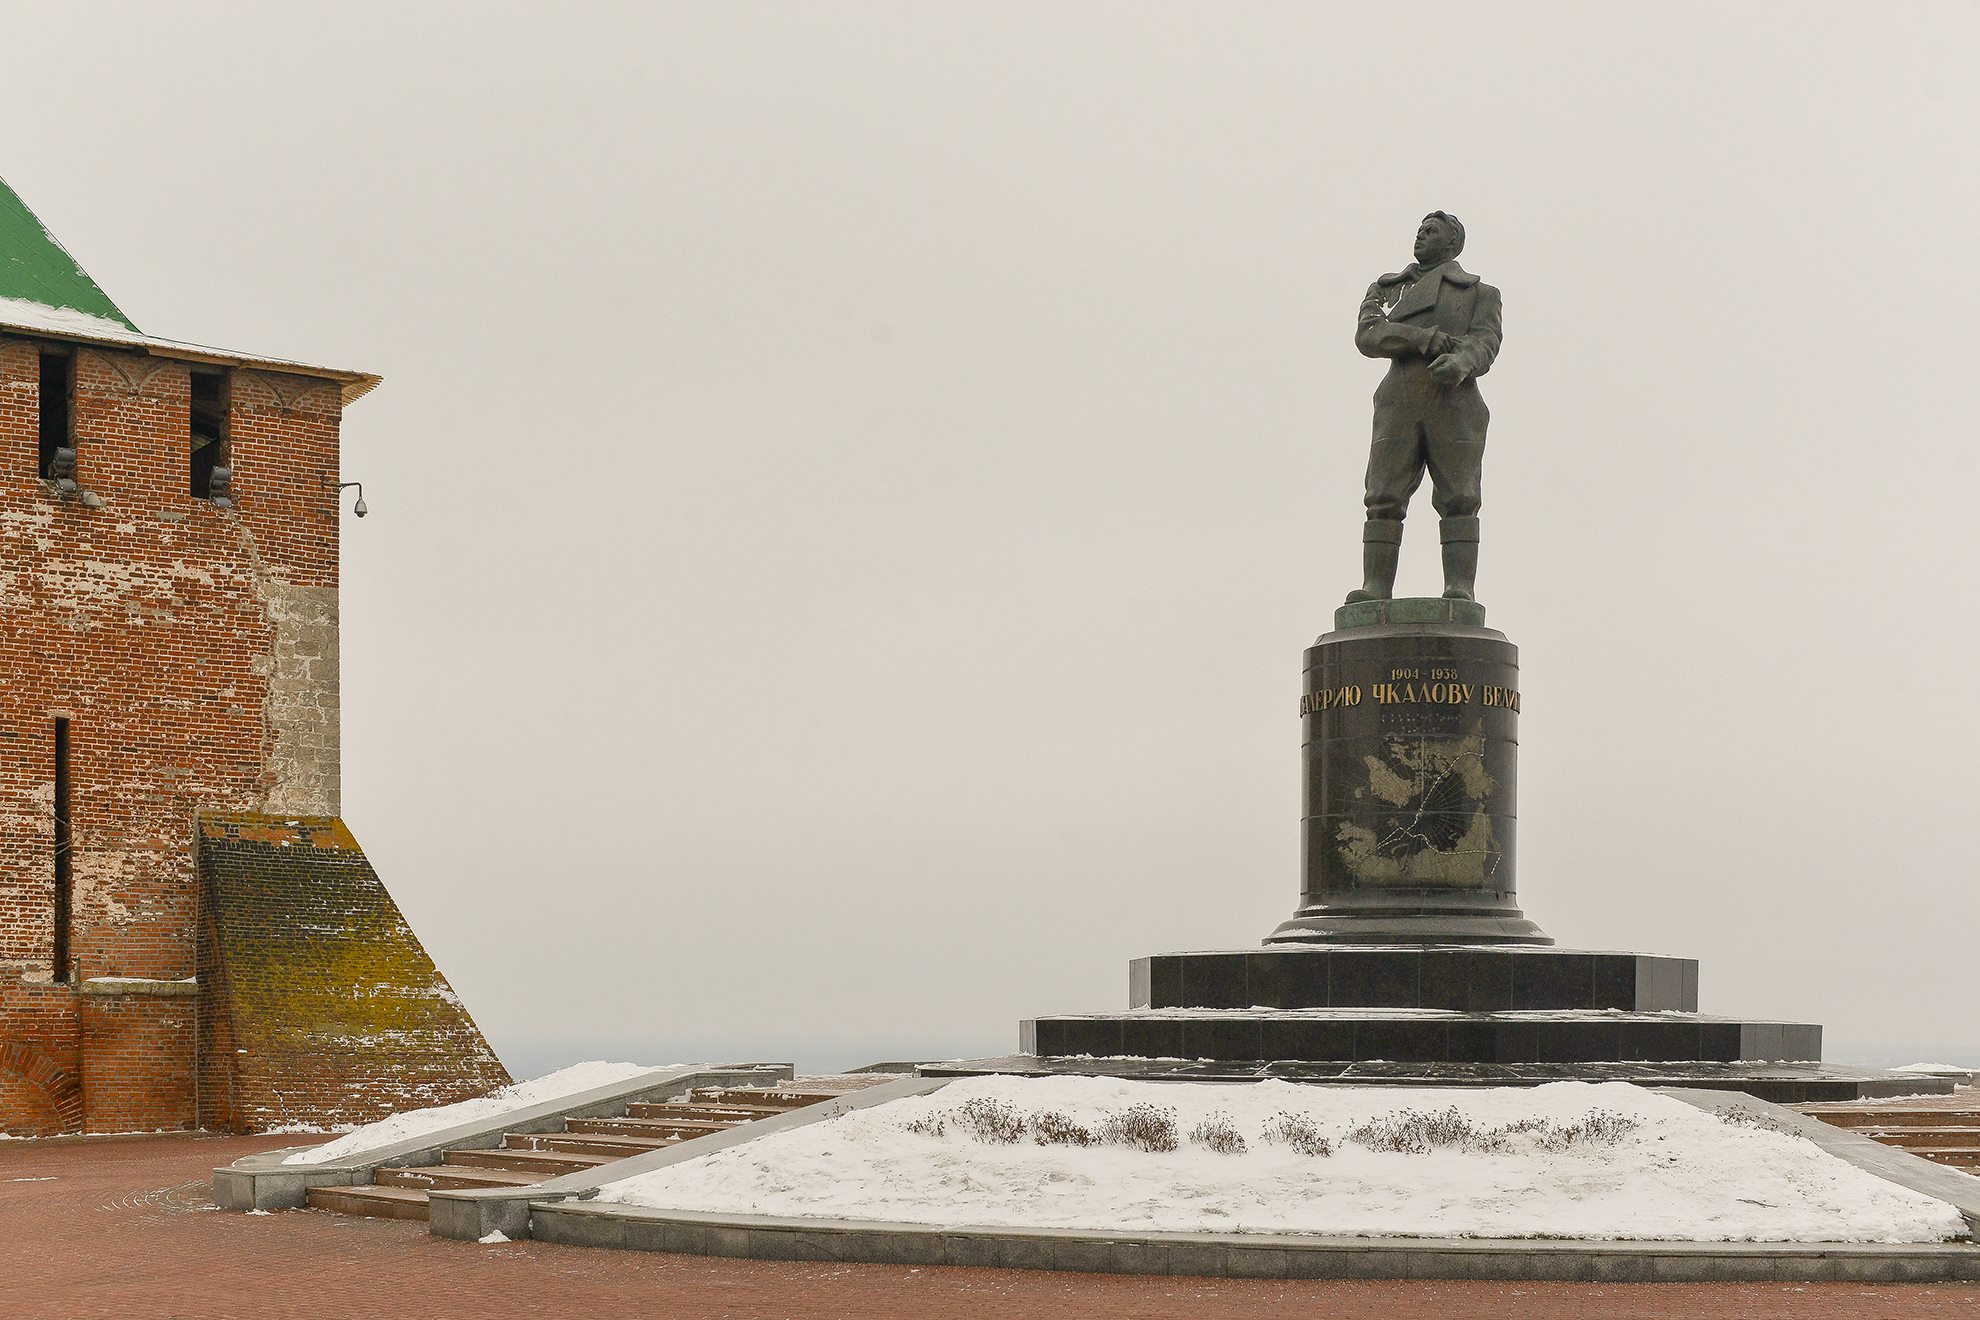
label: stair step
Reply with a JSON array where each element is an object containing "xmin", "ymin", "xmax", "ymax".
[
  {"xmin": 690, "ymin": 1087, "xmax": 839, "ymax": 1110},
  {"xmin": 564, "ymin": 1116, "xmax": 743, "ymax": 1139},
  {"xmin": 306, "ymin": 1185, "xmax": 430, "ymax": 1221},
  {"xmin": 505, "ymin": 1131, "xmax": 678, "ymax": 1157},
  {"xmin": 445, "ymin": 1147, "xmax": 614, "ymax": 1176},
  {"xmin": 1913, "ymin": 1149, "xmax": 1980, "ymax": 1167},
  {"xmin": 627, "ymin": 1101, "xmax": 789, "ymax": 1121},
  {"xmin": 1802, "ymin": 1109, "xmax": 1980, "ymax": 1129},
  {"xmin": 1851, "ymin": 1126, "xmax": 1980, "ymax": 1149},
  {"xmin": 376, "ymin": 1165, "xmax": 546, "ymax": 1191}
]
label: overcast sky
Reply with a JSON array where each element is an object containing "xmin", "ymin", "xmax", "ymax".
[{"xmin": 9, "ymin": 2, "xmax": 1977, "ymax": 1074}]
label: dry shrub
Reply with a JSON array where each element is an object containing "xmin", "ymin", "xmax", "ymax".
[
  {"xmin": 953, "ymin": 1097, "xmax": 1027, "ymax": 1144},
  {"xmin": 1031, "ymin": 1110, "xmax": 1096, "ymax": 1147},
  {"xmin": 1716, "ymin": 1105, "xmax": 1807, "ymax": 1140},
  {"xmin": 1188, "ymin": 1112, "xmax": 1247, "ymax": 1156},
  {"xmin": 1098, "ymin": 1102, "xmax": 1179, "ymax": 1153},
  {"xmin": 1258, "ymin": 1111, "xmax": 1333, "ymax": 1157},
  {"xmin": 1347, "ymin": 1106, "xmax": 1479, "ymax": 1154},
  {"xmin": 905, "ymin": 1097, "xmax": 1027, "ymax": 1144},
  {"xmin": 1348, "ymin": 1105, "xmax": 1641, "ymax": 1155}
]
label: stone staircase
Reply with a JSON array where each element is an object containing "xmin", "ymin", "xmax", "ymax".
[
  {"xmin": 305, "ymin": 1082, "xmax": 844, "ymax": 1222},
  {"xmin": 1799, "ymin": 1098, "xmax": 1980, "ymax": 1172}
]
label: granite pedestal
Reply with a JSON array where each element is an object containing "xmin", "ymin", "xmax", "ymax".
[{"xmin": 1002, "ymin": 606, "xmax": 1923, "ymax": 1098}]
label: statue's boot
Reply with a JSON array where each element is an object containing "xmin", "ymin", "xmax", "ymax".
[
  {"xmin": 1345, "ymin": 518, "xmax": 1403, "ymax": 603},
  {"xmin": 1440, "ymin": 515, "xmax": 1480, "ymax": 601}
]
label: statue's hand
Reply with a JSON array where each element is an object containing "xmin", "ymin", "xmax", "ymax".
[
  {"xmin": 1425, "ymin": 330, "xmax": 1457, "ymax": 357},
  {"xmin": 1428, "ymin": 353, "xmax": 1469, "ymax": 386}
]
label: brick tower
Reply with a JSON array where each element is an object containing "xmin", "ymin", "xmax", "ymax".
[{"xmin": 0, "ymin": 178, "xmax": 508, "ymax": 1135}]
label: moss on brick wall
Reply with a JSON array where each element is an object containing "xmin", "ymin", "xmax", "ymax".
[{"xmin": 196, "ymin": 813, "xmax": 509, "ymax": 1132}]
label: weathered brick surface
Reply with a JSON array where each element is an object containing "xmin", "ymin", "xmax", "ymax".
[
  {"xmin": 0, "ymin": 327, "xmax": 498, "ymax": 1135},
  {"xmin": 0, "ymin": 983, "xmax": 81, "ymax": 1133},
  {"xmin": 195, "ymin": 814, "xmax": 508, "ymax": 1132},
  {"xmin": 81, "ymin": 989, "xmax": 195, "ymax": 1132}
]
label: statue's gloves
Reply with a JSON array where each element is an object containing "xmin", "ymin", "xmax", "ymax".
[
  {"xmin": 1356, "ymin": 271, "xmax": 1455, "ymax": 361},
  {"xmin": 1360, "ymin": 319, "xmax": 1446, "ymax": 358},
  {"xmin": 1427, "ymin": 353, "xmax": 1471, "ymax": 386}
]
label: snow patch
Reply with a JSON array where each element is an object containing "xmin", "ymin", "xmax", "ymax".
[
  {"xmin": 478, "ymin": 1230, "xmax": 511, "ymax": 1244},
  {"xmin": 280, "ymin": 1061, "xmax": 676, "ymax": 1166},
  {"xmin": 0, "ymin": 295, "xmax": 132, "ymax": 338},
  {"xmin": 596, "ymin": 1076, "xmax": 1968, "ymax": 1244}
]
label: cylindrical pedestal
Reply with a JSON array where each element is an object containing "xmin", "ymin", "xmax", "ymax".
[{"xmin": 1269, "ymin": 619, "xmax": 1550, "ymax": 945}]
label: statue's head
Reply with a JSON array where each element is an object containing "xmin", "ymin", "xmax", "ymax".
[{"xmin": 1414, "ymin": 211, "xmax": 1465, "ymax": 266}]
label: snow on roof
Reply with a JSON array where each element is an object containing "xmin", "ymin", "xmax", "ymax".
[
  {"xmin": 0, "ymin": 176, "xmax": 379, "ymax": 406},
  {"xmin": 0, "ymin": 176, "xmax": 136, "ymax": 330},
  {"xmin": 0, "ymin": 293, "xmax": 381, "ymax": 407}
]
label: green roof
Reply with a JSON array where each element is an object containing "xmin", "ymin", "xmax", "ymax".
[{"xmin": 0, "ymin": 176, "xmax": 136, "ymax": 331}]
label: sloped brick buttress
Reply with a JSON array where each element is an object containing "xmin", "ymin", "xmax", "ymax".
[{"xmin": 196, "ymin": 813, "xmax": 509, "ymax": 1133}]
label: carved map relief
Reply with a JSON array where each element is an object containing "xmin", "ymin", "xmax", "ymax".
[{"xmin": 1334, "ymin": 728, "xmax": 1501, "ymax": 887}]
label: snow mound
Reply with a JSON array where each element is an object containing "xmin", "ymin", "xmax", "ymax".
[
  {"xmin": 281, "ymin": 1061, "xmax": 670, "ymax": 1166},
  {"xmin": 594, "ymin": 1076, "xmax": 1968, "ymax": 1243}
]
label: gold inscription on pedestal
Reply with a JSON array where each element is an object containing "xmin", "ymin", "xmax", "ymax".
[
  {"xmin": 1302, "ymin": 675, "xmax": 1519, "ymax": 715},
  {"xmin": 1300, "ymin": 685, "xmax": 1363, "ymax": 715}
]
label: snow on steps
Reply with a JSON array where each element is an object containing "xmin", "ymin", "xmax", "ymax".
[
  {"xmin": 1800, "ymin": 1107, "xmax": 1980, "ymax": 1170},
  {"xmin": 303, "ymin": 1084, "xmax": 857, "ymax": 1222}
]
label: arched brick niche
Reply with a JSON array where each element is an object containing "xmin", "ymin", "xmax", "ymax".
[{"xmin": 0, "ymin": 1042, "xmax": 83, "ymax": 1135}]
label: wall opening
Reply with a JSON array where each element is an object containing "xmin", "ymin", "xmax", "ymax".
[
  {"xmin": 189, "ymin": 371, "xmax": 230, "ymax": 503},
  {"xmin": 37, "ymin": 350, "xmax": 73, "ymax": 480},
  {"xmin": 53, "ymin": 718, "xmax": 72, "ymax": 983}
]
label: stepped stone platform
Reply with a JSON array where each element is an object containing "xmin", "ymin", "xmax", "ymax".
[
  {"xmin": 1020, "ymin": 1008, "xmax": 1822, "ymax": 1069},
  {"xmin": 1002, "ymin": 614, "xmax": 1933, "ymax": 1099},
  {"xmin": 922, "ymin": 1055, "xmax": 1958, "ymax": 1106},
  {"xmin": 1132, "ymin": 946, "xmax": 1698, "ymax": 1011},
  {"xmin": 1005, "ymin": 939, "xmax": 1950, "ymax": 1099}
]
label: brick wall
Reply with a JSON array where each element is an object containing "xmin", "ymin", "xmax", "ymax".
[
  {"xmin": 0, "ymin": 330, "xmax": 409, "ymax": 1134},
  {"xmin": 80, "ymin": 985, "xmax": 196, "ymax": 1132},
  {"xmin": 0, "ymin": 982, "xmax": 82, "ymax": 1133}
]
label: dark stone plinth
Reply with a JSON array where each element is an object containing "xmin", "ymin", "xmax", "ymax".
[
  {"xmin": 1334, "ymin": 597, "xmax": 1487, "ymax": 630},
  {"xmin": 1020, "ymin": 1010, "xmax": 1821, "ymax": 1068},
  {"xmin": 1131, "ymin": 947, "xmax": 1699, "ymax": 1013},
  {"xmin": 1273, "ymin": 621, "xmax": 1547, "ymax": 945},
  {"xmin": 922, "ymin": 1055, "xmax": 1957, "ymax": 1106}
]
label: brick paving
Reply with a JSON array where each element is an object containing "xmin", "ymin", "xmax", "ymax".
[{"xmin": 1, "ymin": 1132, "xmax": 1976, "ymax": 1319}]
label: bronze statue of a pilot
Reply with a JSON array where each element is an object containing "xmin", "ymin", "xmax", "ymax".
[{"xmin": 1346, "ymin": 211, "xmax": 1502, "ymax": 604}]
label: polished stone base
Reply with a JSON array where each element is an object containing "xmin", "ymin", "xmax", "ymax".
[
  {"xmin": 1268, "ymin": 899, "xmax": 1552, "ymax": 945},
  {"xmin": 1021, "ymin": 1008, "xmax": 1822, "ymax": 1068},
  {"xmin": 1134, "ymin": 946, "xmax": 1698, "ymax": 1012},
  {"xmin": 924, "ymin": 1055, "xmax": 1958, "ymax": 1105},
  {"xmin": 1033, "ymin": 943, "xmax": 1809, "ymax": 1075}
]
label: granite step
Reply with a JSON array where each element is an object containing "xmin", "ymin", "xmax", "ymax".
[
  {"xmin": 1848, "ymin": 1126, "xmax": 1980, "ymax": 1150},
  {"xmin": 376, "ymin": 1165, "xmax": 545, "ymax": 1191},
  {"xmin": 503, "ymin": 1130, "xmax": 678, "ymax": 1158},
  {"xmin": 1802, "ymin": 1109, "xmax": 1980, "ymax": 1129},
  {"xmin": 443, "ymin": 1147, "xmax": 614, "ymax": 1176},
  {"xmin": 688, "ymin": 1087, "xmax": 841, "ymax": 1109},
  {"xmin": 305, "ymin": 1185, "xmax": 431, "ymax": 1221},
  {"xmin": 626, "ymin": 1101, "xmax": 790, "ymax": 1121},
  {"xmin": 564, "ymin": 1115, "xmax": 744, "ymax": 1139}
]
